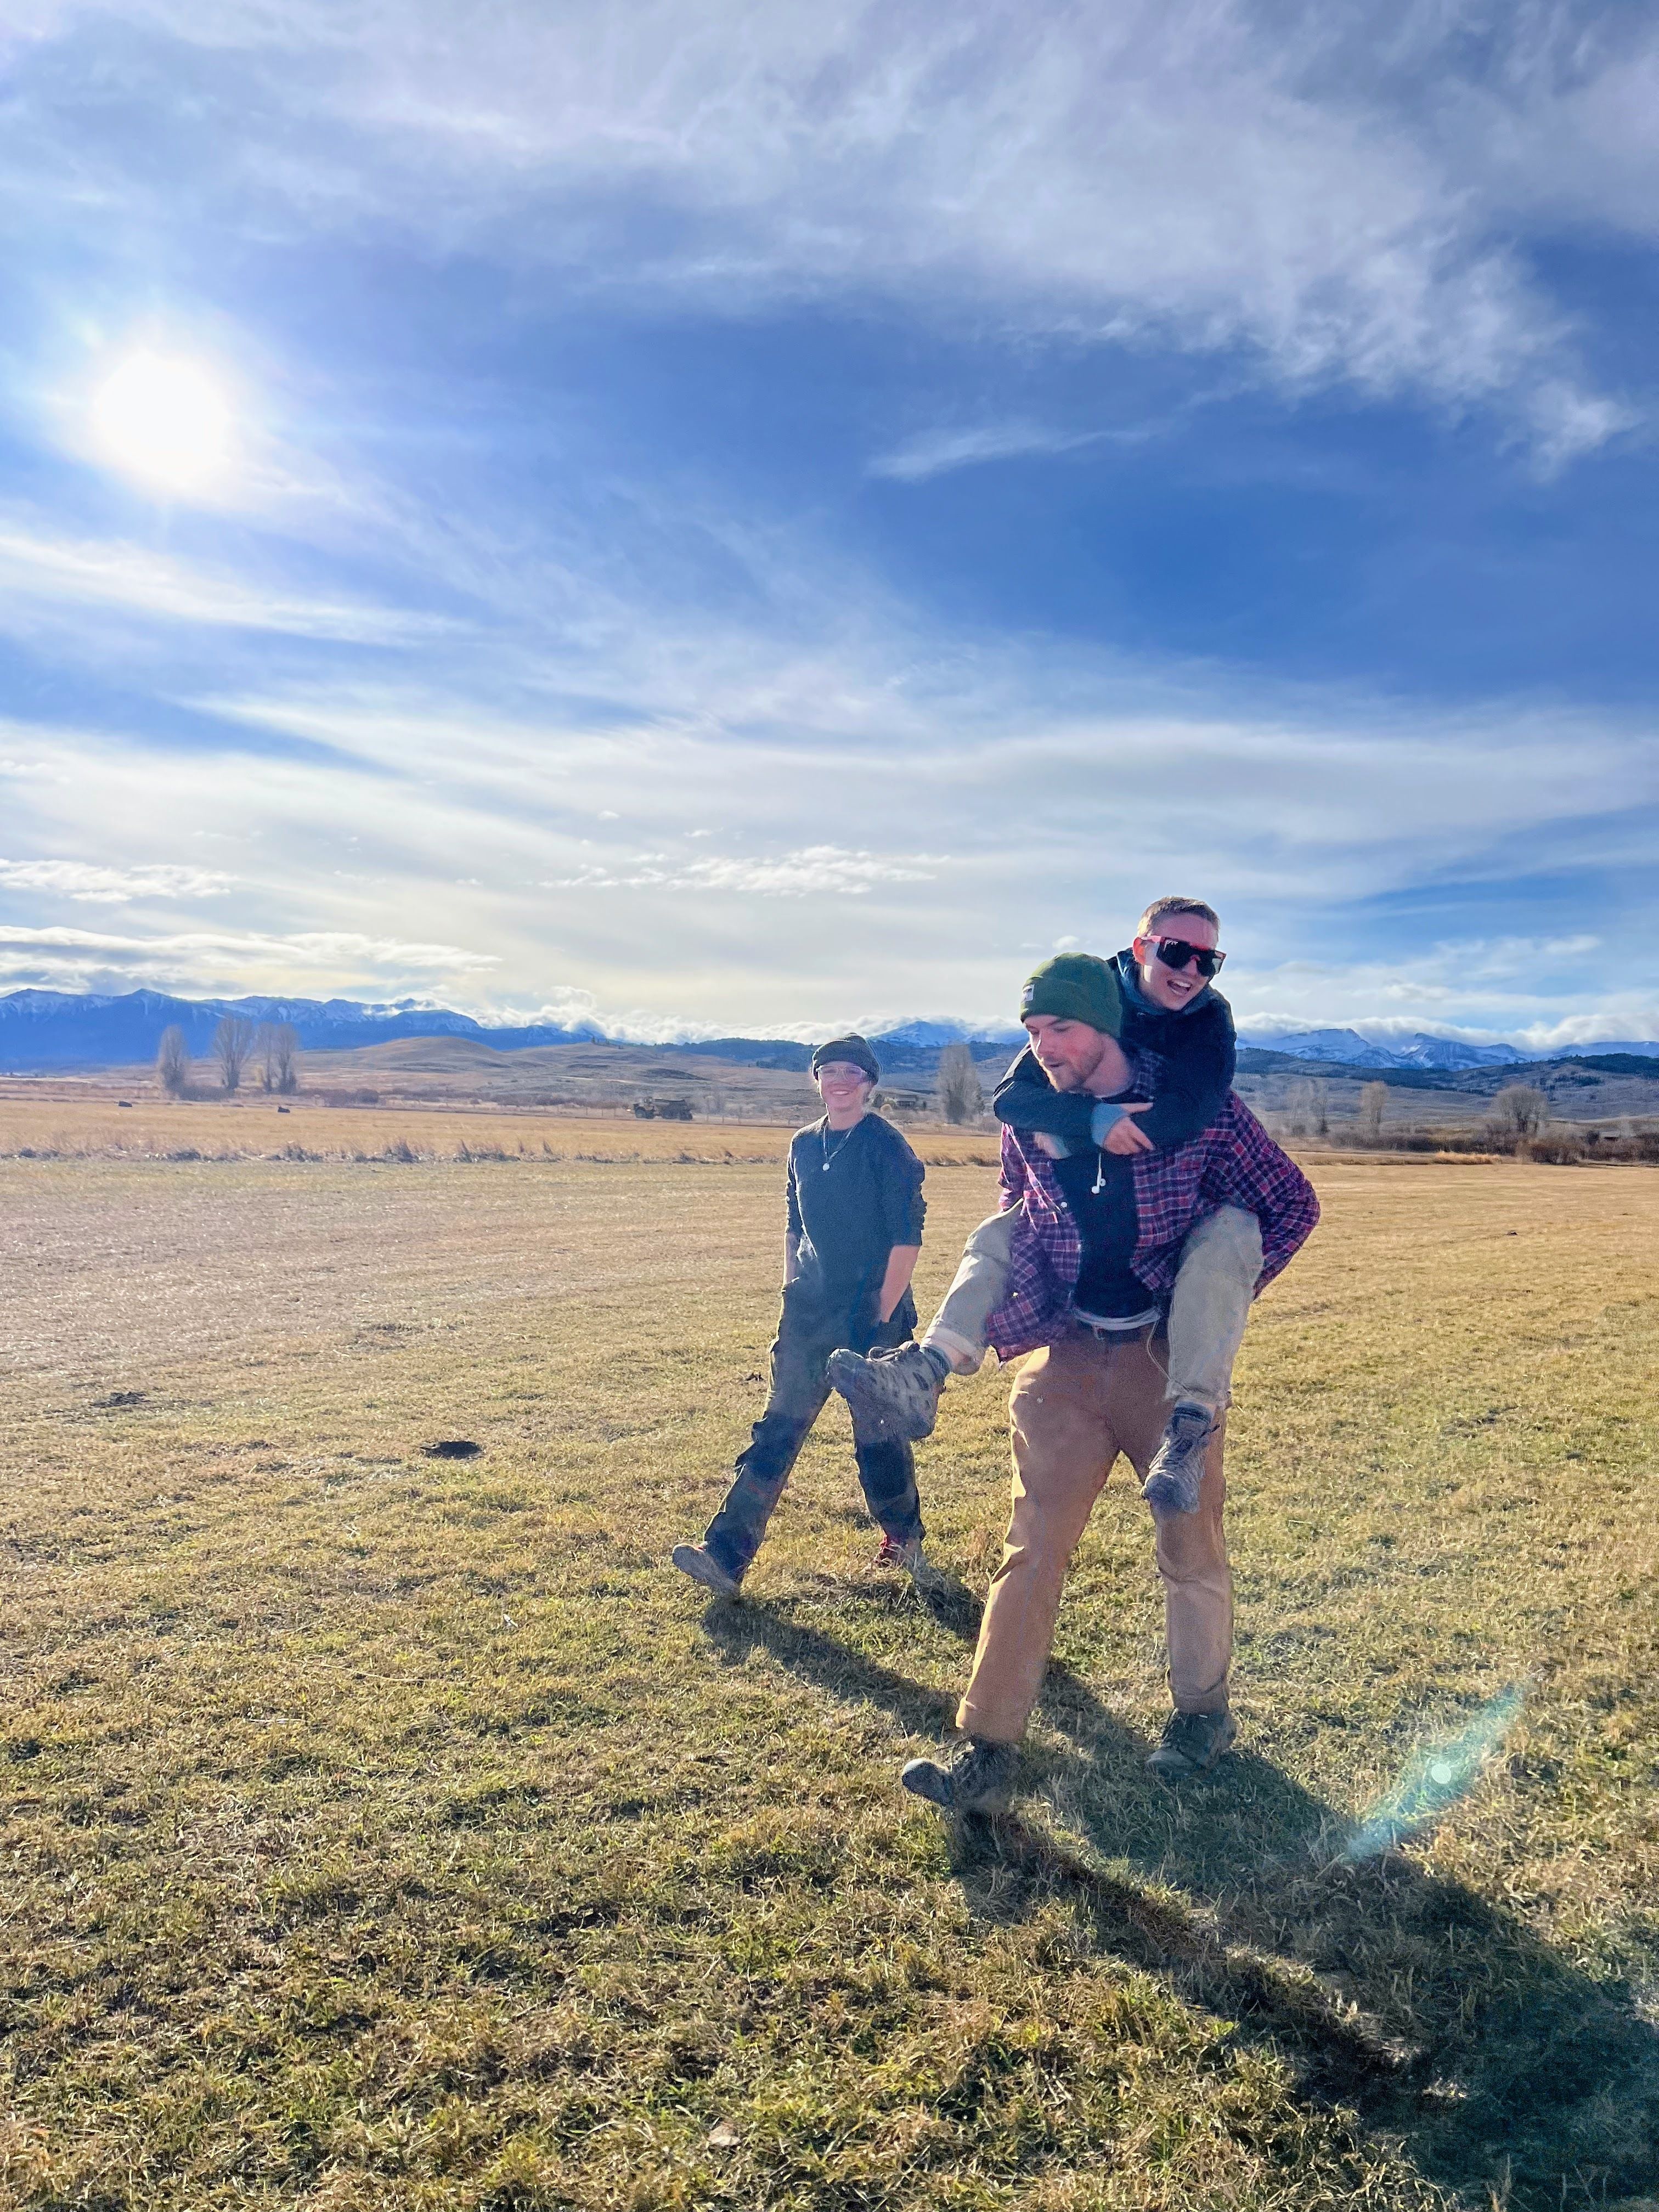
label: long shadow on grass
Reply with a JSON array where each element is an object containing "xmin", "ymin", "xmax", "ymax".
[{"xmin": 706, "ymin": 1597, "xmax": 1659, "ymax": 2210}]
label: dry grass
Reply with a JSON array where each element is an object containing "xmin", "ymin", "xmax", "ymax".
[
  {"xmin": 2, "ymin": 1158, "xmax": 1657, "ymax": 2210},
  {"xmin": 0, "ymin": 1095, "xmax": 1000, "ymax": 1170}
]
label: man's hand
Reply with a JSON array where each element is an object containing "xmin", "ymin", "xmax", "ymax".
[{"xmin": 1102, "ymin": 1103, "xmax": 1153, "ymax": 1156}]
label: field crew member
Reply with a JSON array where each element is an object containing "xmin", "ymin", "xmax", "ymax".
[
  {"xmin": 672, "ymin": 1036, "xmax": 935, "ymax": 1596},
  {"xmin": 897, "ymin": 957, "xmax": 1319, "ymax": 1810}
]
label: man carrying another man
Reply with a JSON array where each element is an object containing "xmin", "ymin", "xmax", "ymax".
[
  {"xmin": 879, "ymin": 927, "xmax": 1319, "ymax": 1809},
  {"xmin": 832, "ymin": 900, "xmax": 1261, "ymax": 1515}
]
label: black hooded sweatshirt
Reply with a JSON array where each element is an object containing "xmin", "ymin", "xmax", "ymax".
[{"xmin": 992, "ymin": 947, "xmax": 1235, "ymax": 1152}]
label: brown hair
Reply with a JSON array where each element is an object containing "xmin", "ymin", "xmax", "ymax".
[{"xmin": 1137, "ymin": 895, "xmax": 1220, "ymax": 937}]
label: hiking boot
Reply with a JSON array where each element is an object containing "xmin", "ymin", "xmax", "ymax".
[
  {"xmin": 670, "ymin": 1542, "xmax": 743, "ymax": 1599},
  {"xmin": 1140, "ymin": 1401, "xmax": 1217, "ymax": 1517},
  {"xmin": 1146, "ymin": 1707, "xmax": 1237, "ymax": 1781},
  {"xmin": 900, "ymin": 1736, "xmax": 1017, "ymax": 1815},
  {"xmin": 826, "ymin": 1342, "xmax": 949, "ymax": 1441},
  {"xmin": 873, "ymin": 1533, "xmax": 944, "ymax": 1592}
]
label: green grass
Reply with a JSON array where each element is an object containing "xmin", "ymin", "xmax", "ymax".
[{"xmin": 2, "ymin": 1157, "xmax": 1657, "ymax": 2209}]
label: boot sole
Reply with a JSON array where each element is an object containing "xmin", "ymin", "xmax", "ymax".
[
  {"xmin": 825, "ymin": 1353, "xmax": 939, "ymax": 1442},
  {"xmin": 670, "ymin": 1544, "xmax": 742, "ymax": 1599},
  {"xmin": 1141, "ymin": 1471, "xmax": 1204, "ymax": 1516}
]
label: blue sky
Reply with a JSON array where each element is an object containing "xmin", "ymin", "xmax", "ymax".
[{"xmin": 1, "ymin": 0, "xmax": 1657, "ymax": 1045}]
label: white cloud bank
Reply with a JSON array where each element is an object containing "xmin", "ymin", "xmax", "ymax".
[{"xmin": 0, "ymin": 859, "xmax": 233, "ymax": 903}]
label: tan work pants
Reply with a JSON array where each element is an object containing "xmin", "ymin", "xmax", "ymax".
[{"xmin": 956, "ymin": 1325, "xmax": 1232, "ymax": 1746}]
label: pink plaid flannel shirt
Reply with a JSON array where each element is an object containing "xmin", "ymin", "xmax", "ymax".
[{"xmin": 984, "ymin": 1048, "xmax": 1319, "ymax": 1362}]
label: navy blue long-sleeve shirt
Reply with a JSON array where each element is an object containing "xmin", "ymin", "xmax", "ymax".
[{"xmin": 785, "ymin": 1111, "xmax": 925, "ymax": 1317}]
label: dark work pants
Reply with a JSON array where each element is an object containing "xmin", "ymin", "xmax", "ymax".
[{"xmin": 702, "ymin": 1286, "xmax": 923, "ymax": 1579}]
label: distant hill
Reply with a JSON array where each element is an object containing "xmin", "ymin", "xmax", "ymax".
[
  {"xmin": 5, "ymin": 987, "xmax": 1655, "ymax": 1080},
  {"xmin": 0, "ymin": 989, "xmax": 1018, "ymax": 1075}
]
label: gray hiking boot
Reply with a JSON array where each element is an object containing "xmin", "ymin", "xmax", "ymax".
[
  {"xmin": 1140, "ymin": 1400, "xmax": 1217, "ymax": 1517},
  {"xmin": 1146, "ymin": 1707, "xmax": 1238, "ymax": 1781},
  {"xmin": 873, "ymin": 1533, "xmax": 945, "ymax": 1593},
  {"xmin": 900, "ymin": 1736, "xmax": 1018, "ymax": 1814},
  {"xmin": 670, "ymin": 1542, "xmax": 743, "ymax": 1599},
  {"xmin": 826, "ymin": 1341, "xmax": 949, "ymax": 1441}
]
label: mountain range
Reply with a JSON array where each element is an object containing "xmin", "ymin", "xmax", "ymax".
[{"xmin": 1, "ymin": 988, "xmax": 1656, "ymax": 1075}]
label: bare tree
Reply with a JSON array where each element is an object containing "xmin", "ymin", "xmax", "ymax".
[
  {"xmin": 1284, "ymin": 1079, "xmax": 1313, "ymax": 1136},
  {"xmin": 156, "ymin": 1025, "xmax": 190, "ymax": 1097},
  {"xmin": 1358, "ymin": 1079, "xmax": 1387, "ymax": 1141},
  {"xmin": 256, "ymin": 1021, "xmax": 299, "ymax": 1094},
  {"xmin": 1492, "ymin": 1084, "xmax": 1548, "ymax": 1142},
  {"xmin": 213, "ymin": 1014, "xmax": 255, "ymax": 1094},
  {"xmin": 936, "ymin": 1042, "xmax": 985, "ymax": 1125}
]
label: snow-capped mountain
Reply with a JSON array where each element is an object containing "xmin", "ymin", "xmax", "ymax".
[
  {"xmin": 1241, "ymin": 1028, "xmax": 1526, "ymax": 1070},
  {"xmin": 4, "ymin": 989, "xmax": 1656, "ymax": 1075},
  {"xmin": 1241, "ymin": 1026, "xmax": 1659, "ymax": 1070}
]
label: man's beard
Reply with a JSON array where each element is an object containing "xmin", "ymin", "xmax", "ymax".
[{"xmin": 1038, "ymin": 1054, "xmax": 1095, "ymax": 1092}]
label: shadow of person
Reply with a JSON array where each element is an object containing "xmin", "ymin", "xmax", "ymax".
[{"xmin": 704, "ymin": 1600, "xmax": 1659, "ymax": 2209}]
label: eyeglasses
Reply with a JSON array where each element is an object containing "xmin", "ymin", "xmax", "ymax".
[{"xmin": 1149, "ymin": 936, "xmax": 1226, "ymax": 979}]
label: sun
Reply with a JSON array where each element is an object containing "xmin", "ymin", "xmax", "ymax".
[{"xmin": 91, "ymin": 350, "xmax": 235, "ymax": 495}]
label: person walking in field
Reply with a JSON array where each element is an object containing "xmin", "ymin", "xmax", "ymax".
[
  {"xmin": 894, "ymin": 954, "xmax": 1319, "ymax": 1810},
  {"xmin": 672, "ymin": 1036, "xmax": 935, "ymax": 1598},
  {"xmin": 831, "ymin": 899, "xmax": 1255, "ymax": 1517}
]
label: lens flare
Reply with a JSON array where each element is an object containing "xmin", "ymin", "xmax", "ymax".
[
  {"xmin": 1344, "ymin": 1685, "xmax": 1525, "ymax": 1863},
  {"xmin": 91, "ymin": 350, "xmax": 234, "ymax": 495}
]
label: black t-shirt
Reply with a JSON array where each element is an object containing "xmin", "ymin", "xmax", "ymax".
[
  {"xmin": 1051, "ymin": 1139, "xmax": 1149, "ymax": 1320},
  {"xmin": 785, "ymin": 1113, "xmax": 926, "ymax": 1316}
]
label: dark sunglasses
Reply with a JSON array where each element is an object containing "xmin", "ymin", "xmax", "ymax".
[{"xmin": 1149, "ymin": 936, "xmax": 1226, "ymax": 979}]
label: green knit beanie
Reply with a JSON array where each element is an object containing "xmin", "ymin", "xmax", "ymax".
[{"xmin": 1019, "ymin": 952, "xmax": 1123, "ymax": 1036}]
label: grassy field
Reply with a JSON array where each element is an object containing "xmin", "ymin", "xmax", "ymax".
[
  {"xmin": 3, "ymin": 1150, "xmax": 1657, "ymax": 2210},
  {"xmin": 0, "ymin": 1095, "xmax": 1001, "ymax": 1170}
]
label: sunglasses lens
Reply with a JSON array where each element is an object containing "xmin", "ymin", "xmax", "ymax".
[{"xmin": 1156, "ymin": 938, "xmax": 1224, "ymax": 977}]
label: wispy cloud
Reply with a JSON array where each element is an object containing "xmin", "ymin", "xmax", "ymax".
[
  {"xmin": 0, "ymin": 524, "xmax": 462, "ymax": 645},
  {"xmin": 13, "ymin": 1, "xmax": 1647, "ymax": 453},
  {"xmin": 0, "ymin": 858, "xmax": 234, "ymax": 903},
  {"xmin": 868, "ymin": 423, "xmax": 1108, "ymax": 484},
  {"xmin": 545, "ymin": 846, "xmax": 946, "ymax": 895}
]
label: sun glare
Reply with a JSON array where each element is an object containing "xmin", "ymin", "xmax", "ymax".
[{"xmin": 91, "ymin": 350, "xmax": 234, "ymax": 495}]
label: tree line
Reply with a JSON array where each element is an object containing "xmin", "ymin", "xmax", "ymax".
[{"xmin": 157, "ymin": 1018, "xmax": 300, "ymax": 1097}]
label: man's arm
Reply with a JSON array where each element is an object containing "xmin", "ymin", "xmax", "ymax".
[
  {"xmin": 872, "ymin": 1131, "xmax": 927, "ymax": 1318},
  {"xmin": 876, "ymin": 1243, "xmax": 920, "ymax": 1322},
  {"xmin": 783, "ymin": 1144, "xmax": 804, "ymax": 1284},
  {"xmin": 996, "ymin": 1121, "xmax": 1029, "ymax": 1212},
  {"xmin": 992, "ymin": 1044, "xmax": 1099, "ymax": 1148},
  {"xmin": 1132, "ymin": 995, "xmax": 1235, "ymax": 1151}
]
